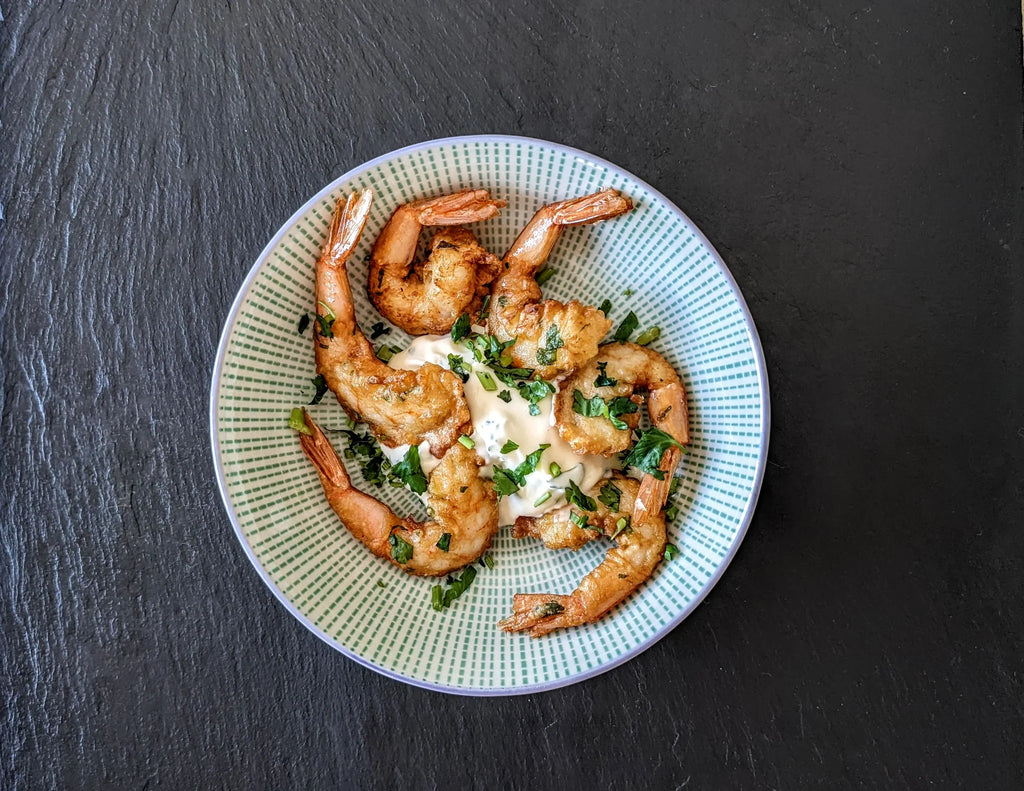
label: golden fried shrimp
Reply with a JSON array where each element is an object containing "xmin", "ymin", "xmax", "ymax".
[
  {"xmin": 554, "ymin": 342, "xmax": 690, "ymax": 456},
  {"xmin": 298, "ymin": 412, "xmax": 499, "ymax": 576},
  {"xmin": 489, "ymin": 189, "xmax": 633, "ymax": 379},
  {"xmin": 499, "ymin": 475, "xmax": 667, "ymax": 637},
  {"xmin": 368, "ymin": 190, "xmax": 505, "ymax": 335},
  {"xmin": 315, "ymin": 189, "xmax": 471, "ymax": 458}
]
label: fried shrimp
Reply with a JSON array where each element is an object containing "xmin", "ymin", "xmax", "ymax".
[
  {"xmin": 498, "ymin": 475, "xmax": 668, "ymax": 637},
  {"xmin": 554, "ymin": 342, "xmax": 690, "ymax": 456},
  {"xmin": 368, "ymin": 190, "xmax": 505, "ymax": 335},
  {"xmin": 314, "ymin": 189, "xmax": 472, "ymax": 458},
  {"xmin": 489, "ymin": 189, "xmax": 634, "ymax": 379},
  {"xmin": 298, "ymin": 412, "xmax": 499, "ymax": 576}
]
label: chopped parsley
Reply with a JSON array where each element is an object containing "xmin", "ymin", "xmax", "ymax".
[
  {"xmin": 623, "ymin": 288, "xmax": 634, "ymax": 297},
  {"xmin": 536, "ymin": 324, "xmax": 565, "ymax": 366},
  {"xmin": 431, "ymin": 565, "xmax": 477, "ymax": 610},
  {"xmin": 611, "ymin": 516, "xmax": 631, "ymax": 540},
  {"xmin": 623, "ymin": 428, "xmax": 687, "ymax": 480},
  {"xmin": 594, "ymin": 362, "xmax": 617, "ymax": 388},
  {"xmin": 376, "ymin": 579, "xmax": 386, "ymax": 589},
  {"xmin": 491, "ymin": 444, "xmax": 550, "ymax": 497},
  {"xmin": 612, "ymin": 310, "xmax": 639, "ymax": 342},
  {"xmin": 447, "ymin": 353, "xmax": 471, "ymax": 383},
  {"xmin": 476, "ymin": 295, "xmax": 491, "ymax": 324},
  {"xmin": 436, "ymin": 533, "xmax": 452, "ymax": 552},
  {"xmin": 315, "ymin": 301, "xmax": 336, "ymax": 338},
  {"xmin": 517, "ymin": 379, "xmax": 556, "ymax": 416},
  {"xmin": 500, "ymin": 439, "xmax": 519, "ymax": 453},
  {"xmin": 388, "ymin": 534, "xmax": 414, "ymax": 564},
  {"xmin": 636, "ymin": 326, "xmax": 661, "ymax": 346},
  {"xmin": 598, "ymin": 299, "xmax": 612, "ymax": 315},
  {"xmin": 536, "ymin": 267, "xmax": 556, "ymax": 286},
  {"xmin": 598, "ymin": 481, "xmax": 621, "ymax": 511},
  {"xmin": 390, "ymin": 445, "xmax": 428, "ymax": 494},
  {"xmin": 297, "ymin": 312, "xmax": 311, "ymax": 335},
  {"xmin": 340, "ymin": 428, "xmax": 392, "ymax": 486},
  {"xmin": 369, "ymin": 321, "xmax": 392, "ymax": 340},
  {"xmin": 309, "ymin": 374, "xmax": 329, "ymax": 405},
  {"xmin": 288, "ymin": 408, "xmax": 311, "ymax": 436},
  {"xmin": 569, "ymin": 511, "xmax": 596, "ymax": 530},
  {"xmin": 664, "ymin": 543, "xmax": 682, "ymax": 561},
  {"xmin": 451, "ymin": 312, "xmax": 471, "ymax": 343},
  {"xmin": 571, "ymin": 389, "xmax": 639, "ymax": 430},
  {"xmin": 565, "ymin": 479, "xmax": 596, "ymax": 511},
  {"xmin": 497, "ymin": 389, "xmax": 512, "ymax": 403}
]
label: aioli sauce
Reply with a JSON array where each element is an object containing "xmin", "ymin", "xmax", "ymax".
[{"xmin": 384, "ymin": 333, "xmax": 617, "ymax": 525}]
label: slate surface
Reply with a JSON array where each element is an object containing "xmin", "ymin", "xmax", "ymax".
[{"xmin": 3, "ymin": 1, "xmax": 1022, "ymax": 788}]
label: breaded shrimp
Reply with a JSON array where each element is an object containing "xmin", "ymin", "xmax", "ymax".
[
  {"xmin": 498, "ymin": 475, "xmax": 668, "ymax": 637},
  {"xmin": 554, "ymin": 342, "xmax": 690, "ymax": 456},
  {"xmin": 489, "ymin": 189, "xmax": 633, "ymax": 379},
  {"xmin": 314, "ymin": 189, "xmax": 471, "ymax": 458},
  {"xmin": 297, "ymin": 412, "xmax": 499, "ymax": 576},
  {"xmin": 368, "ymin": 190, "xmax": 505, "ymax": 335}
]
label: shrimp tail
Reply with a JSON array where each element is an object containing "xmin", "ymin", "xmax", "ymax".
[
  {"xmin": 549, "ymin": 188, "xmax": 633, "ymax": 227},
  {"xmin": 324, "ymin": 189, "xmax": 373, "ymax": 266},
  {"xmin": 412, "ymin": 189, "xmax": 507, "ymax": 225},
  {"xmin": 497, "ymin": 594, "xmax": 584, "ymax": 637},
  {"xmin": 297, "ymin": 409, "xmax": 353, "ymax": 491}
]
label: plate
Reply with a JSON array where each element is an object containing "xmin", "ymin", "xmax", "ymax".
[{"xmin": 210, "ymin": 135, "xmax": 769, "ymax": 695}]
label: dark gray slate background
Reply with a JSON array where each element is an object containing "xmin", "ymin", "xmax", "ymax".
[{"xmin": 3, "ymin": 1, "xmax": 1022, "ymax": 788}]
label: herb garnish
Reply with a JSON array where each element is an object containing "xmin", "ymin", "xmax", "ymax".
[
  {"xmin": 566, "ymin": 479, "xmax": 597, "ymax": 511},
  {"xmin": 458, "ymin": 434, "xmax": 475, "ymax": 449},
  {"xmin": 369, "ymin": 321, "xmax": 392, "ymax": 340},
  {"xmin": 598, "ymin": 481, "xmax": 621, "ymax": 511},
  {"xmin": 535, "ymin": 324, "xmax": 564, "ymax": 366},
  {"xmin": 622, "ymin": 428, "xmax": 687, "ymax": 480},
  {"xmin": 636, "ymin": 326, "xmax": 661, "ymax": 346},
  {"xmin": 536, "ymin": 267, "xmax": 556, "ymax": 287},
  {"xmin": 297, "ymin": 312, "xmax": 311, "ymax": 335},
  {"xmin": 309, "ymin": 374, "xmax": 329, "ymax": 405},
  {"xmin": 436, "ymin": 533, "xmax": 452, "ymax": 552},
  {"xmin": 288, "ymin": 408, "xmax": 311, "ymax": 436},
  {"xmin": 476, "ymin": 370, "xmax": 498, "ymax": 391},
  {"xmin": 533, "ymin": 491, "xmax": 551, "ymax": 507},
  {"xmin": 534, "ymin": 601, "xmax": 565, "ymax": 618},
  {"xmin": 598, "ymin": 299, "xmax": 612, "ymax": 315},
  {"xmin": 447, "ymin": 353, "xmax": 471, "ymax": 383},
  {"xmin": 612, "ymin": 310, "xmax": 638, "ymax": 342},
  {"xmin": 664, "ymin": 543, "xmax": 682, "ymax": 561},
  {"xmin": 611, "ymin": 516, "xmax": 631, "ymax": 540},
  {"xmin": 390, "ymin": 445, "xmax": 428, "ymax": 494},
  {"xmin": 492, "ymin": 444, "xmax": 550, "ymax": 497},
  {"xmin": 500, "ymin": 439, "xmax": 519, "ymax": 453},
  {"xmin": 497, "ymin": 389, "xmax": 512, "ymax": 403},
  {"xmin": 431, "ymin": 565, "xmax": 477, "ymax": 610},
  {"xmin": 315, "ymin": 301, "xmax": 336, "ymax": 338},
  {"xmin": 451, "ymin": 313, "xmax": 471, "ymax": 343},
  {"xmin": 571, "ymin": 389, "xmax": 639, "ymax": 430},
  {"xmin": 389, "ymin": 534, "xmax": 414, "ymax": 564},
  {"xmin": 476, "ymin": 295, "xmax": 491, "ymax": 324},
  {"xmin": 594, "ymin": 362, "xmax": 617, "ymax": 388}
]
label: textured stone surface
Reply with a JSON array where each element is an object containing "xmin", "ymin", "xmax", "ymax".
[{"xmin": 3, "ymin": 1, "xmax": 1022, "ymax": 788}]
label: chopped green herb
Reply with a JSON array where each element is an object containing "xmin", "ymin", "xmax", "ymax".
[
  {"xmin": 390, "ymin": 445, "xmax": 428, "ymax": 494},
  {"xmin": 369, "ymin": 321, "xmax": 392, "ymax": 340},
  {"xmin": 432, "ymin": 565, "xmax": 477, "ymax": 609},
  {"xmin": 533, "ymin": 491, "xmax": 552, "ymax": 507},
  {"xmin": 447, "ymin": 353, "xmax": 471, "ymax": 383},
  {"xmin": 517, "ymin": 379, "xmax": 555, "ymax": 414},
  {"xmin": 497, "ymin": 295, "xmax": 508, "ymax": 307},
  {"xmin": 497, "ymin": 389, "xmax": 512, "ymax": 403},
  {"xmin": 549, "ymin": 462, "xmax": 562, "ymax": 477},
  {"xmin": 436, "ymin": 533, "xmax": 452, "ymax": 552},
  {"xmin": 315, "ymin": 302, "xmax": 336, "ymax": 338},
  {"xmin": 297, "ymin": 312, "xmax": 311, "ymax": 335},
  {"xmin": 664, "ymin": 543, "xmax": 682, "ymax": 561},
  {"xmin": 309, "ymin": 374, "xmax": 329, "ymax": 405},
  {"xmin": 500, "ymin": 439, "xmax": 519, "ymax": 453},
  {"xmin": 566, "ymin": 479, "xmax": 597, "ymax": 511},
  {"xmin": 476, "ymin": 370, "xmax": 498, "ymax": 391},
  {"xmin": 375, "ymin": 345, "xmax": 396, "ymax": 362},
  {"xmin": 598, "ymin": 299, "xmax": 612, "ymax": 315},
  {"xmin": 665, "ymin": 505, "xmax": 679, "ymax": 522},
  {"xmin": 612, "ymin": 310, "xmax": 639, "ymax": 342},
  {"xmin": 451, "ymin": 313, "xmax": 471, "ymax": 343},
  {"xmin": 536, "ymin": 267, "xmax": 556, "ymax": 286},
  {"xmin": 598, "ymin": 481, "xmax": 622, "ymax": 511},
  {"xmin": 376, "ymin": 579, "xmax": 387, "ymax": 589},
  {"xmin": 534, "ymin": 601, "xmax": 565, "ymax": 617},
  {"xmin": 623, "ymin": 428, "xmax": 687, "ymax": 481},
  {"xmin": 340, "ymin": 428, "xmax": 392, "ymax": 486},
  {"xmin": 623, "ymin": 288, "xmax": 634, "ymax": 297},
  {"xmin": 594, "ymin": 362, "xmax": 617, "ymax": 388},
  {"xmin": 572, "ymin": 389, "xmax": 639, "ymax": 430},
  {"xmin": 476, "ymin": 295, "xmax": 491, "ymax": 324},
  {"xmin": 516, "ymin": 445, "xmax": 550, "ymax": 479},
  {"xmin": 569, "ymin": 511, "xmax": 597, "ymax": 530},
  {"xmin": 288, "ymin": 408, "xmax": 312, "ymax": 436},
  {"xmin": 431, "ymin": 585, "xmax": 443, "ymax": 611},
  {"xmin": 611, "ymin": 516, "xmax": 631, "ymax": 540},
  {"xmin": 636, "ymin": 326, "xmax": 661, "ymax": 346},
  {"xmin": 535, "ymin": 324, "xmax": 564, "ymax": 366},
  {"xmin": 492, "ymin": 468, "xmax": 522, "ymax": 498},
  {"xmin": 389, "ymin": 534, "xmax": 414, "ymax": 564},
  {"xmin": 458, "ymin": 434, "xmax": 475, "ymax": 449},
  {"xmin": 483, "ymin": 554, "xmax": 494, "ymax": 570}
]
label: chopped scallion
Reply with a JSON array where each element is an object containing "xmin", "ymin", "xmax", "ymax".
[
  {"xmin": 636, "ymin": 326, "xmax": 661, "ymax": 346},
  {"xmin": 533, "ymin": 491, "xmax": 552, "ymax": 507},
  {"xmin": 476, "ymin": 370, "xmax": 498, "ymax": 391},
  {"xmin": 458, "ymin": 435, "xmax": 475, "ymax": 449}
]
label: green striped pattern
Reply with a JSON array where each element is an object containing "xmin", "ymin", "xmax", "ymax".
[{"xmin": 211, "ymin": 136, "xmax": 768, "ymax": 694}]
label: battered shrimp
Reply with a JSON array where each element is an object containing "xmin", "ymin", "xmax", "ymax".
[
  {"xmin": 498, "ymin": 475, "xmax": 668, "ymax": 637},
  {"xmin": 368, "ymin": 190, "xmax": 505, "ymax": 335},
  {"xmin": 314, "ymin": 189, "xmax": 471, "ymax": 458},
  {"xmin": 555, "ymin": 342, "xmax": 690, "ymax": 456},
  {"xmin": 297, "ymin": 412, "xmax": 499, "ymax": 576},
  {"xmin": 489, "ymin": 189, "xmax": 634, "ymax": 379}
]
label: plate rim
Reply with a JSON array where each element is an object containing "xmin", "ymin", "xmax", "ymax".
[{"xmin": 208, "ymin": 133, "xmax": 771, "ymax": 696}]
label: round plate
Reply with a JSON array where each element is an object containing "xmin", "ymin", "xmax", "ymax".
[{"xmin": 210, "ymin": 135, "xmax": 769, "ymax": 695}]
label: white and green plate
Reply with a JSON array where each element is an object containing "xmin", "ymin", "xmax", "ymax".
[{"xmin": 210, "ymin": 135, "xmax": 769, "ymax": 695}]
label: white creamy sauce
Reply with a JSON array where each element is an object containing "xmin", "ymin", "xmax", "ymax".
[{"xmin": 383, "ymin": 332, "xmax": 618, "ymax": 525}]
